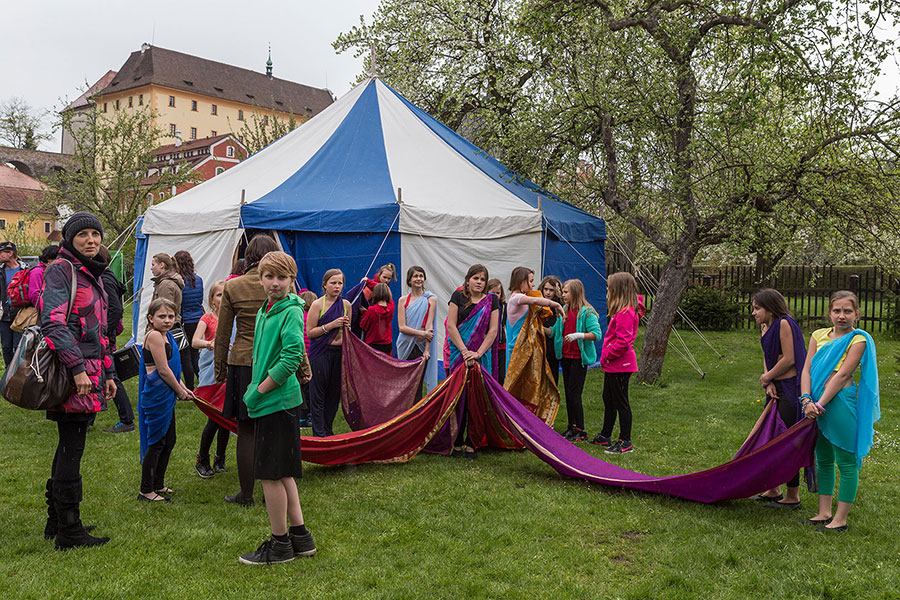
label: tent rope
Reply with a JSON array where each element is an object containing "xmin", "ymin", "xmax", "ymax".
[{"xmin": 349, "ymin": 208, "xmax": 401, "ymax": 305}]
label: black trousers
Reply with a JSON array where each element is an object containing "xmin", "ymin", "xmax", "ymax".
[
  {"xmin": 180, "ymin": 321, "xmax": 200, "ymax": 389},
  {"xmin": 561, "ymin": 357, "xmax": 587, "ymax": 429},
  {"xmin": 773, "ymin": 380, "xmax": 801, "ymax": 488},
  {"xmin": 545, "ymin": 346, "xmax": 560, "ymax": 386},
  {"xmin": 310, "ymin": 346, "xmax": 342, "ymax": 437},
  {"xmin": 600, "ymin": 372, "xmax": 633, "ymax": 441},
  {"xmin": 406, "ymin": 345, "xmax": 426, "ymax": 402},
  {"xmin": 141, "ymin": 413, "xmax": 176, "ymax": 493},
  {"xmin": 198, "ymin": 418, "xmax": 229, "ymax": 460},
  {"xmin": 0, "ymin": 320, "xmax": 22, "ymax": 367},
  {"xmin": 51, "ymin": 416, "xmax": 89, "ymax": 488},
  {"xmin": 496, "ymin": 347, "xmax": 506, "ymax": 385},
  {"xmin": 369, "ymin": 342, "xmax": 392, "ymax": 355}
]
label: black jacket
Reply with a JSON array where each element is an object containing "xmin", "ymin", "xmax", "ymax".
[{"xmin": 100, "ymin": 269, "xmax": 126, "ymax": 327}]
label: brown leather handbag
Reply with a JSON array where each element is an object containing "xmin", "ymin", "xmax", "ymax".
[{"xmin": 0, "ymin": 261, "xmax": 77, "ymax": 410}]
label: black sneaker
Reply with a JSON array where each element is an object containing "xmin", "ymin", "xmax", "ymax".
[
  {"xmin": 239, "ymin": 537, "xmax": 295, "ymax": 565},
  {"xmin": 225, "ymin": 493, "xmax": 254, "ymax": 506},
  {"xmin": 105, "ymin": 421, "xmax": 135, "ymax": 434},
  {"xmin": 591, "ymin": 433, "xmax": 611, "ymax": 447},
  {"xmin": 570, "ymin": 427, "xmax": 587, "ymax": 442},
  {"xmin": 605, "ymin": 439, "xmax": 634, "ymax": 454},
  {"xmin": 290, "ymin": 530, "xmax": 317, "ymax": 557},
  {"xmin": 213, "ymin": 455, "xmax": 227, "ymax": 473},
  {"xmin": 561, "ymin": 426, "xmax": 576, "ymax": 441},
  {"xmin": 195, "ymin": 456, "xmax": 215, "ymax": 479}
]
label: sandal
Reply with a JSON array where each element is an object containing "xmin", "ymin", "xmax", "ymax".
[
  {"xmin": 450, "ymin": 447, "xmax": 464, "ymax": 458},
  {"xmin": 751, "ymin": 493, "xmax": 783, "ymax": 503},
  {"xmin": 137, "ymin": 493, "xmax": 170, "ymax": 503},
  {"xmin": 156, "ymin": 487, "xmax": 175, "ymax": 494}
]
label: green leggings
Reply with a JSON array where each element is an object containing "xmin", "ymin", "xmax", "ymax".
[{"xmin": 815, "ymin": 433, "xmax": 859, "ymax": 503}]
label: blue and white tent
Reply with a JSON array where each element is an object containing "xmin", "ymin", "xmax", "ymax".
[{"xmin": 135, "ymin": 78, "xmax": 607, "ymax": 353}]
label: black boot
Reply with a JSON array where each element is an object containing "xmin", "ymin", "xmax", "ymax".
[
  {"xmin": 213, "ymin": 454, "xmax": 227, "ymax": 474},
  {"xmin": 53, "ymin": 478, "xmax": 109, "ymax": 550},
  {"xmin": 43, "ymin": 478, "xmax": 58, "ymax": 539}
]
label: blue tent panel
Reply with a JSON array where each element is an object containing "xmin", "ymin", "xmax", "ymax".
[
  {"xmin": 131, "ymin": 216, "xmax": 147, "ymax": 342},
  {"xmin": 380, "ymin": 81, "xmax": 605, "ymax": 244},
  {"xmin": 242, "ymin": 80, "xmax": 399, "ymax": 233}
]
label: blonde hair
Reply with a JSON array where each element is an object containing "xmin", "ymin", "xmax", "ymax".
[
  {"xmin": 487, "ymin": 278, "xmax": 506, "ymax": 303},
  {"xmin": 322, "ymin": 268, "xmax": 344, "ymax": 292},
  {"xmin": 607, "ymin": 272, "xmax": 639, "ymax": 316},
  {"xmin": 207, "ymin": 280, "xmax": 225, "ymax": 313},
  {"xmin": 377, "ymin": 263, "xmax": 397, "ymax": 282},
  {"xmin": 146, "ymin": 298, "xmax": 177, "ymax": 333},
  {"xmin": 258, "ymin": 251, "xmax": 297, "ymax": 280},
  {"xmin": 563, "ymin": 279, "xmax": 593, "ymax": 315},
  {"xmin": 829, "ymin": 290, "xmax": 860, "ymax": 312}
]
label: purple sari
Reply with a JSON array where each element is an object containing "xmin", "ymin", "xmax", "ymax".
[{"xmin": 309, "ymin": 295, "xmax": 347, "ymax": 361}]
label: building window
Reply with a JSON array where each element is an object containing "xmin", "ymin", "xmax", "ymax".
[
  {"xmin": 210, "ymin": 130, "xmax": 217, "ymax": 136},
  {"xmin": 191, "ymin": 100, "xmax": 197, "ymax": 111},
  {"xmin": 169, "ymin": 124, "xmax": 176, "ymax": 136},
  {"xmin": 226, "ymin": 146, "xmax": 235, "ymax": 158},
  {"xmin": 128, "ymin": 96, "xmax": 133, "ymax": 107},
  {"xmin": 115, "ymin": 99, "xmax": 120, "ymax": 110},
  {"xmin": 237, "ymin": 109, "xmax": 244, "ymax": 121},
  {"xmin": 139, "ymin": 94, "xmax": 143, "ymax": 106},
  {"xmin": 169, "ymin": 96, "xmax": 175, "ymax": 107},
  {"xmin": 17, "ymin": 220, "xmax": 25, "ymax": 231},
  {"xmin": 0, "ymin": 219, "xmax": 6, "ymax": 230},
  {"xmin": 44, "ymin": 222, "xmax": 52, "ymax": 233},
  {"xmin": 190, "ymin": 127, "xmax": 197, "ymax": 139},
  {"xmin": 211, "ymin": 104, "xmax": 217, "ymax": 115},
  {"xmin": 103, "ymin": 102, "xmax": 107, "ymax": 113},
  {"xmin": 215, "ymin": 167, "xmax": 225, "ymax": 176}
]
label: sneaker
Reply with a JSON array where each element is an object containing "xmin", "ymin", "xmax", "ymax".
[
  {"xmin": 239, "ymin": 536, "xmax": 295, "ymax": 565},
  {"xmin": 570, "ymin": 427, "xmax": 587, "ymax": 442},
  {"xmin": 195, "ymin": 456, "xmax": 215, "ymax": 479},
  {"xmin": 561, "ymin": 426, "xmax": 576, "ymax": 441},
  {"xmin": 298, "ymin": 418, "xmax": 311, "ymax": 428},
  {"xmin": 213, "ymin": 455, "xmax": 227, "ymax": 474},
  {"xmin": 605, "ymin": 439, "xmax": 634, "ymax": 454},
  {"xmin": 591, "ymin": 433, "xmax": 612, "ymax": 447},
  {"xmin": 225, "ymin": 493, "xmax": 254, "ymax": 506},
  {"xmin": 290, "ymin": 530, "xmax": 317, "ymax": 557},
  {"xmin": 104, "ymin": 421, "xmax": 135, "ymax": 434}
]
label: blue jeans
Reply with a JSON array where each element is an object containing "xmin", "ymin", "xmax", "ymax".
[{"xmin": 0, "ymin": 320, "xmax": 22, "ymax": 367}]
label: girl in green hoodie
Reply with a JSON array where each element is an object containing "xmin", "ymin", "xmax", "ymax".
[{"xmin": 238, "ymin": 251, "xmax": 316, "ymax": 566}]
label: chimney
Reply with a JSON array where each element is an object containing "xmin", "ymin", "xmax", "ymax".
[{"xmin": 141, "ymin": 42, "xmax": 150, "ymax": 54}]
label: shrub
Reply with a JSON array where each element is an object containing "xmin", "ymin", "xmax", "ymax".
[{"xmin": 678, "ymin": 285, "xmax": 740, "ymax": 331}]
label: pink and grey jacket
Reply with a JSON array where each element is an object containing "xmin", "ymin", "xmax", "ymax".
[
  {"xmin": 600, "ymin": 296, "xmax": 645, "ymax": 373},
  {"xmin": 39, "ymin": 246, "xmax": 113, "ymax": 413}
]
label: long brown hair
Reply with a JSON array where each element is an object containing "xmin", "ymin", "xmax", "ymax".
[
  {"xmin": 487, "ymin": 278, "xmax": 506, "ymax": 303},
  {"xmin": 174, "ymin": 250, "xmax": 196, "ymax": 287},
  {"xmin": 607, "ymin": 272, "xmax": 639, "ymax": 316},
  {"xmin": 538, "ymin": 275, "xmax": 563, "ymax": 304},
  {"xmin": 244, "ymin": 234, "xmax": 278, "ymax": 267},
  {"xmin": 508, "ymin": 266, "xmax": 534, "ymax": 294},
  {"xmin": 462, "ymin": 264, "xmax": 489, "ymax": 300},
  {"xmin": 321, "ymin": 268, "xmax": 344, "ymax": 293},
  {"xmin": 752, "ymin": 288, "xmax": 790, "ymax": 319},
  {"xmin": 371, "ymin": 282, "xmax": 392, "ymax": 304}
]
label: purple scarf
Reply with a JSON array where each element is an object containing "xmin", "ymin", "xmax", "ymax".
[
  {"xmin": 309, "ymin": 295, "xmax": 346, "ymax": 360},
  {"xmin": 761, "ymin": 316, "xmax": 807, "ymax": 419}
]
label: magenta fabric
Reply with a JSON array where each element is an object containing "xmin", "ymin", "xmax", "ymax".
[
  {"xmin": 26, "ymin": 263, "xmax": 46, "ymax": 306},
  {"xmin": 482, "ymin": 366, "xmax": 819, "ymax": 503},
  {"xmin": 341, "ymin": 331, "xmax": 425, "ymax": 430},
  {"xmin": 600, "ymin": 296, "xmax": 645, "ymax": 373}
]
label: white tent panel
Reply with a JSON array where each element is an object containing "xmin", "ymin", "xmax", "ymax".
[
  {"xmin": 378, "ymin": 82, "xmax": 542, "ymax": 239},
  {"xmin": 400, "ymin": 230, "xmax": 542, "ymax": 361},
  {"xmin": 134, "ymin": 229, "xmax": 244, "ymax": 339},
  {"xmin": 141, "ymin": 82, "xmax": 368, "ymax": 235}
]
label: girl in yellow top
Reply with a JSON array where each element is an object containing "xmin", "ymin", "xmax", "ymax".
[{"xmin": 799, "ymin": 291, "xmax": 880, "ymax": 532}]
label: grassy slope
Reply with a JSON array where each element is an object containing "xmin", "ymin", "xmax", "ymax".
[{"xmin": 0, "ymin": 329, "xmax": 896, "ymax": 600}]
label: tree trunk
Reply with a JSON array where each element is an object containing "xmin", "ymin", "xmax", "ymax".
[{"xmin": 638, "ymin": 246, "xmax": 698, "ymax": 383}]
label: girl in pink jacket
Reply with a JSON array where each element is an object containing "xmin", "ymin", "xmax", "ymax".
[{"xmin": 594, "ymin": 272, "xmax": 644, "ymax": 453}]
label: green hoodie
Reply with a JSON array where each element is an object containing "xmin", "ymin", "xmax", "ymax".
[{"xmin": 242, "ymin": 294, "xmax": 306, "ymax": 419}]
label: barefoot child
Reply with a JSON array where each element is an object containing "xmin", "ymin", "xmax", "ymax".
[
  {"xmin": 239, "ymin": 251, "xmax": 316, "ymax": 564},
  {"xmin": 139, "ymin": 299, "xmax": 196, "ymax": 502}
]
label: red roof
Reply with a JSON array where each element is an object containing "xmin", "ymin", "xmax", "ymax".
[
  {"xmin": 64, "ymin": 70, "xmax": 119, "ymax": 112},
  {"xmin": 0, "ymin": 165, "xmax": 56, "ymax": 214}
]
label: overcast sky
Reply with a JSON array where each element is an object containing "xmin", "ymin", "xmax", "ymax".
[{"xmin": 0, "ymin": 0, "xmax": 382, "ymax": 152}]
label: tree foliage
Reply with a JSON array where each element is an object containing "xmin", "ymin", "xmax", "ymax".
[
  {"xmin": 0, "ymin": 97, "xmax": 52, "ymax": 150},
  {"xmin": 338, "ymin": 0, "xmax": 900, "ymax": 381},
  {"xmin": 42, "ymin": 100, "xmax": 201, "ymax": 246},
  {"xmin": 228, "ymin": 104, "xmax": 302, "ymax": 156}
]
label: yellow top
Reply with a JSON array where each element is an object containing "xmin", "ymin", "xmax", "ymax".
[{"xmin": 812, "ymin": 328, "xmax": 866, "ymax": 371}]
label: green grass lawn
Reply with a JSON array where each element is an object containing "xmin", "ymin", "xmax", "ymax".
[{"xmin": 1, "ymin": 329, "xmax": 897, "ymax": 600}]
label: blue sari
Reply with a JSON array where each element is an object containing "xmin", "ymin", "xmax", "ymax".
[
  {"xmin": 396, "ymin": 291, "xmax": 438, "ymax": 392},
  {"xmin": 138, "ymin": 331, "xmax": 181, "ymax": 463},
  {"xmin": 447, "ymin": 295, "xmax": 497, "ymax": 377},
  {"xmin": 505, "ymin": 311, "xmax": 527, "ymax": 376},
  {"xmin": 811, "ymin": 329, "xmax": 880, "ymax": 469}
]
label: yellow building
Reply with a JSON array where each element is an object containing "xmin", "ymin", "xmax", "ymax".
[
  {"xmin": 63, "ymin": 44, "xmax": 334, "ymax": 150},
  {"xmin": 0, "ymin": 165, "xmax": 59, "ymax": 245}
]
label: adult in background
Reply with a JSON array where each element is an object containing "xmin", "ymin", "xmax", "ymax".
[
  {"xmin": 215, "ymin": 234, "xmax": 279, "ymax": 506},
  {"xmin": 40, "ymin": 211, "xmax": 115, "ymax": 549},
  {"xmin": 0, "ymin": 240, "xmax": 25, "ymax": 366},
  {"xmin": 26, "ymin": 245, "xmax": 60, "ymax": 306},
  {"xmin": 148, "ymin": 253, "xmax": 184, "ymax": 336},
  {"xmin": 98, "ymin": 245, "xmax": 135, "ymax": 434},
  {"xmin": 175, "ymin": 250, "xmax": 204, "ymax": 389}
]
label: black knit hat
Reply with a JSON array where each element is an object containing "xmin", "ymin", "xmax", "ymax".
[{"xmin": 62, "ymin": 212, "xmax": 104, "ymax": 244}]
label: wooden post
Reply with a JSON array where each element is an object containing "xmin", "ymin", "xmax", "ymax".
[{"xmin": 240, "ymin": 189, "xmax": 246, "ymax": 205}]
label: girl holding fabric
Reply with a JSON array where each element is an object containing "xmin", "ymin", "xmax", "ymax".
[
  {"xmin": 505, "ymin": 267, "xmax": 564, "ymax": 375},
  {"xmin": 487, "ymin": 279, "xmax": 507, "ymax": 385},
  {"xmin": 551, "ymin": 279, "xmax": 603, "ymax": 442},
  {"xmin": 749, "ymin": 289, "xmax": 807, "ymax": 508},
  {"xmin": 800, "ymin": 291, "xmax": 880, "ymax": 532},
  {"xmin": 139, "ymin": 299, "xmax": 196, "ymax": 502},
  {"xmin": 359, "ymin": 283, "xmax": 395, "ymax": 355},
  {"xmin": 307, "ymin": 269, "xmax": 352, "ymax": 437},
  {"xmin": 193, "ymin": 280, "xmax": 228, "ymax": 478},
  {"xmin": 397, "ymin": 265, "xmax": 438, "ymax": 398},
  {"xmin": 446, "ymin": 264, "xmax": 500, "ymax": 457}
]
